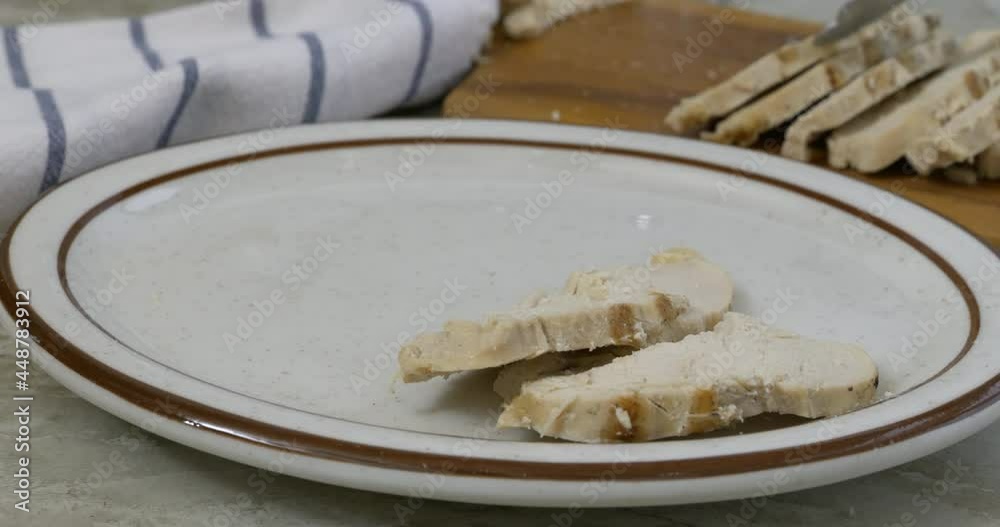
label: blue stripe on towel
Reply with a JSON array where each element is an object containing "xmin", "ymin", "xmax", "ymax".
[
  {"xmin": 396, "ymin": 0, "xmax": 432, "ymax": 104},
  {"xmin": 3, "ymin": 27, "xmax": 31, "ymax": 88},
  {"xmin": 4, "ymin": 28, "xmax": 68, "ymax": 192},
  {"xmin": 157, "ymin": 58, "xmax": 199, "ymax": 148},
  {"xmin": 129, "ymin": 17, "xmax": 164, "ymax": 71},
  {"xmin": 252, "ymin": 2, "xmax": 320, "ymax": 123},
  {"xmin": 35, "ymin": 90, "xmax": 67, "ymax": 193},
  {"xmin": 299, "ymin": 32, "xmax": 326, "ymax": 123},
  {"xmin": 250, "ymin": 0, "xmax": 272, "ymax": 38}
]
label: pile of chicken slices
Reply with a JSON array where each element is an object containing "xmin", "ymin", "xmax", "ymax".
[
  {"xmin": 666, "ymin": 7, "xmax": 1000, "ymax": 184},
  {"xmin": 398, "ymin": 250, "xmax": 879, "ymax": 444}
]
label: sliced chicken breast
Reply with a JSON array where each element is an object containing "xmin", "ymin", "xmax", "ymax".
[
  {"xmin": 905, "ymin": 84, "xmax": 1000, "ymax": 173},
  {"xmin": 703, "ymin": 12, "xmax": 940, "ymax": 147},
  {"xmin": 942, "ymin": 144, "xmax": 1000, "ymax": 183},
  {"xmin": 398, "ymin": 248, "xmax": 733, "ymax": 382},
  {"xmin": 827, "ymin": 43, "xmax": 1000, "ymax": 172},
  {"xmin": 782, "ymin": 34, "xmax": 958, "ymax": 161},
  {"xmin": 974, "ymin": 143, "xmax": 1000, "ymax": 180},
  {"xmin": 665, "ymin": 9, "xmax": 938, "ymax": 135},
  {"xmin": 497, "ymin": 312, "xmax": 879, "ymax": 443},
  {"xmin": 960, "ymin": 30, "xmax": 1000, "ymax": 54},
  {"xmin": 664, "ymin": 36, "xmax": 834, "ymax": 134}
]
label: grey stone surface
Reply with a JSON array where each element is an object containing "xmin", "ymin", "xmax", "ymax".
[{"xmin": 1, "ymin": 1, "xmax": 998, "ymax": 526}]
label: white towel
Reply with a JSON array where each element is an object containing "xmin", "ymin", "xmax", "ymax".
[{"xmin": 0, "ymin": 0, "xmax": 498, "ymax": 229}]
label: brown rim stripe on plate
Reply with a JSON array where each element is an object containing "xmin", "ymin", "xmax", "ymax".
[{"xmin": 1, "ymin": 137, "xmax": 998, "ymax": 481}]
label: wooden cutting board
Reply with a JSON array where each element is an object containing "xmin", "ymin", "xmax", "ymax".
[{"xmin": 443, "ymin": 0, "xmax": 1000, "ymax": 247}]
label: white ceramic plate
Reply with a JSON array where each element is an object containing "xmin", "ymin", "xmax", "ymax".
[{"xmin": 2, "ymin": 120, "xmax": 999, "ymax": 507}]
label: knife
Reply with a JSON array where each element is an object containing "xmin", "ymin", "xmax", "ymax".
[{"xmin": 814, "ymin": 0, "xmax": 909, "ymax": 46}]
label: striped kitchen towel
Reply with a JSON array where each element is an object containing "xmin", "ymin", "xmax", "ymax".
[{"xmin": 0, "ymin": 0, "xmax": 498, "ymax": 229}]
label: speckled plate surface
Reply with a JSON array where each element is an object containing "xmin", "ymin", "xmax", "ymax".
[{"xmin": 1, "ymin": 120, "xmax": 998, "ymax": 507}]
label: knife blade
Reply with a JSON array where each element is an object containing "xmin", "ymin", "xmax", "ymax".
[{"xmin": 814, "ymin": 0, "xmax": 909, "ymax": 46}]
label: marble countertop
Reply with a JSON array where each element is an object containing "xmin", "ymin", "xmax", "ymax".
[{"xmin": 1, "ymin": 1, "xmax": 998, "ymax": 526}]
